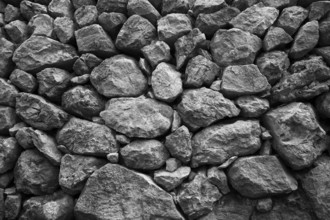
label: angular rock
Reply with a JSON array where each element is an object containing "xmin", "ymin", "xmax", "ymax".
[
  {"xmin": 0, "ymin": 38, "xmax": 15, "ymax": 78},
  {"xmin": 75, "ymin": 164, "xmax": 184, "ymax": 220},
  {"xmin": 191, "ymin": 120, "xmax": 261, "ymax": 167},
  {"xmin": 48, "ymin": 0, "xmax": 73, "ymax": 18},
  {"xmin": 263, "ymin": 26, "xmax": 293, "ymax": 51},
  {"xmin": 98, "ymin": 12, "xmax": 126, "ymax": 39},
  {"xmin": 309, "ymin": 1, "xmax": 330, "ymax": 21},
  {"xmin": 166, "ymin": 158, "xmax": 181, "ymax": 172},
  {"xmin": 210, "ymin": 28, "xmax": 262, "ymax": 67},
  {"xmin": 319, "ymin": 16, "xmax": 330, "ymax": 46},
  {"xmin": 154, "ymin": 166, "xmax": 191, "ymax": 191},
  {"xmin": 289, "ymin": 21, "xmax": 319, "ymax": 59},
  {"xmin": 177, "ymin": 88, "xmax": 240, "ymax": 130},
  {"xmin": 8, "ymin": 122, "xmax": 27, "ymax": 137},
  {"xmin": 4, "ymin": 4, "xmax": 21, "ymax": 23},
  {"xmin": 207, "ymin": 167, "xmax": 230, "ymax": 195},
  {"xmin": 0, "ymin": 79, "xmax": 18, "ymax": 108},
  {"xmin": 264, "ymin": 102, "xmax": 327, "ymax": 170},
  {"xmin": 0, "ymin": 106, "xmax": 16, "ymax": 135},
  {"xmin": 100, "ymin": 97, "xmax": 173, "ymax": 138},
  {"xmin": 127, "ymin": 0, "xmax": 160, "ymax": 25},
  {"xmin": 9, "ymin": 69, "xmax": 37, "ymax": 93},
  {"xmin": 72, "ymin": 0, "xmax": 96, "ymax": 9},
  {"xmin": 115, "ymin": 134, "xmax": 130, "ymax": 145},
  {"xmin": 74, "ymin": 5, "xmax": 98, "ymax": 28},
  {"xmin": 59, "ymin": 154, "xmax": 107, "ymax": 195},
  {"xmin": 4, "ymin": 20, "xmax": 28, "ymax": 44},
  {"xmin": 162, "ymin": 0, "xmax": 189, "ymax": 15},
  {"xmin": 0, "ymin": 137, "xmax": 21, "ymax": 174},
  {"xmin": 151, "ymin": 62, "xmax": 183, "ymax": 102},
  {"xmin": 235, "ymin": 96, "xmax": 269, "ymax": 118},
  {"xmin": 28, "ymin": 14, "xmax": 55, "ymax": 38},
  {"xmin": 192, "ymin": 0, "xmax": 226, "ymax": 16},
  {"xmin": 54, "ymin": 16, "xmax": 75, "ymax": 44},
  {"xmin": 16, "ymin": 93, "xmax": 69, "ymax": 130},
  {"xmin": 14, "ymin": 149, "xmax": 59, "ymax": 195},
  {"xmin": 315, "ymin": 47, "xmax": 330, "ymax": 66},
  {"xmin": 96, "ymin": 0, "xmax": 128, "ymax": 14},
  {"xmin": 4, "ymin": 194, "xmax": 21, "ymax": 220},
  {"xmin": 228, "ymin": 156, "xmax": 298, "ymax": 198},
  {"xmin": 73, "ymin": 53, "xmax": 102, "ymax": 75},
  {"xmin": 218, "ymin": 156, "xmax": 238, "ymax": 169},
  {"xmin": 20, "ymin": 0, "xmax": 48, "ymax": 21},
  {"xmin": 15, "ymin": 127, "xmax": 35, "ymax": 149},
  {"xmin": 141, "ymin": 41, "xmax": 171, "ymax": 68},
  {"xmin": 261, "ymin": 0, "xmax": 297, "ymax": 8},
  {"xmin": 56, "ymin": 117, "xmax": 118, "ymax": 156}
]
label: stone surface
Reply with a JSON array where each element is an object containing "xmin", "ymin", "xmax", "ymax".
[
  {"xmin": 0, "ymin": 38, "xmax": 15, "ymax": 78},
  {"xmin": 56, "ymin": 117, "xmax": 118, "ymax": 156},
  {"xmin": 218, "ymin": 156, "xmax": 238, "ymax": 169},
  {"xmin": 0, "ymin": 79, "xmax": 18, "ymax": 107},
  {"xmin": 71, "ymin": 0, "xmax": 96, "ymax": 9},
  {"xmin": 74, "ymin": 164, "xmax": 184, "ymax": 220},
  {"xmin": 162, "ymin": 0, "xmax": 189, "ymax": 15},
  {"xmin": 73, "ymin": 53, "xmax": 102, "ymax": 76},
  {"xmin": 235, "ymin": 96, "xmax": 269, "ymax": 117},
  {"xmin": 316, "ymin": 91, "xmax": 330, "ymax": 118},
  {"xmin": 0, "ymin": 172, "xmax": 13, "ymax": 188},
  {"xmin": 20, "ymin": 0, "xmax": 48, "ymax": 21},
  {"xmin": 100, "ymin": 97, "xmax": 173, "ymax": 138},
  {"xmin": 315, "ymin": 46, "xmax": 330, "ymax": 66},
  {"xmin": 106, "ymin": 152, "xmax": 119, "ymax": 163},
  {"xmin": 74, "ymin": 5, "xmax": 98, "ymax": 28},
  {"xmin": 192, "ymin": 0, "xmax": 226, "ymax": 16},
  {"xmin": 54, "ymin": 16, "xmax": 75, "ymax": 44},
  {"xmin": 127, "ymin": 0, "xmax": 160, "ymax": 25},
  {"xmin": 98, "ymin": 12, "xmax": 127, "ymax": 39},
  {"xmin": 207, "ymin": 167, "xmax": 230, "ymax": 195},
  {"xmin": 165, "ymin": 158, "xmax": 181, "ymax": 172},
  {"xmin": 141, "ymin": 41, "xmax": 171, "ymax": 68},
  {"xmin": 308, "ymin": 1, "xmax": 330, "ymax": 21},
  {"xmin": 191, "ymin": 120, "xmax": 261, "ymax": 167},
  {"xmin": 0, "ymin": 106, "xmax": 16, "ymax": 135},
  {"xmin": 263, "ymin": 26, "xmax": 293, "ymax": 51},
  {"xmin": 15, "ymin": 127, "xmax": 35, "ymax": 149},
  {"xmin": 48, "ymin": 0, "xmax": 73, "ymax": 18},
  {"xmin": 9, "ymin": 69, "xmax": 37, "ymax": 93},
  {"xmin": 319, "ymin": 16, "xmax": 330, "ymax": 46},
  {"xmin": 4, "ymin": 194, "xmax": 22, "ymax": 220},
  {"xmin": 256, "ymin": 198, "xmax": 273, "ymax": 213},
  {"xmin": 262, "ymin": 0, "xmax": 297, "ymax": 8},
  {"xmin": 28, "ymin": 14, "xmax": 55, "ymax": 38},
  {"xmin": 4, "ymin": 4, "xmax": 21, "ymax": 23},
  {"xmin": 154, "ymin": 166, "xmax": 191, "ymax": 191},
  {"xmin": 96, "ymin": 0, "xmax": 128, "ymax": 14},
  {"xmin": 4, "ymin": 20, "xmax": 28, "ymax": 44},
  {"xmin": 275, "ymin": 6, "xmax": 308, "ymax": 35},
  {"xmin": 0, "ymin": 137, "xmax": 20, "ymax": 174},
  {"xmin": 228, "ymin": 156, "xmax": 298, "ymax": 198}
]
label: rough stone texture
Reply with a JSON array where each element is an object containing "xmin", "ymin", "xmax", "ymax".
[
  {"xmin": 14, "ymin": 149, "xmax": 59, "ymax": 195},
  {"xmin": 100, "ymin": 97, "xmax": 173, "ymax": 138},
  {"xmin": 74, "ymin": 5, "xmax": 98, "ymax": 28},
  {"xmin": 210, "ymin": 28, "xmax": 262, "ymax": 67},
  {"xmin": 73, "ymin": 53, "xmax": 102, "ymax": 76},
  {"xmin": 228, "ymin": 156, "xmax": 298, "ymax": 198},
  {"xmin": 308, "ymin": 1, "xmax": 330, "ymax": 21},
  {"xmin": 207, "ymin": 167, "xmax": 230, "ymax": 195},
  {"xmin": 56, "ymin": 117, "xmax": 118, "ymax": 156},
  {"xmin": 0, "ymin": 137, "xmax": 21, "ymax": 174},
  {"xmin": 177, "ymin": 88, "xmax": 240, "ymax": 130},
  {"xmin": 315, "ymin": 47, "xmax": 330, "ymax": 66},
  {"xmin": 316, "ymin": 91, "xmax": 330, "ymax": 118},
  {"xmin": 4, "ymin": 20, "xmax": 28, "ymax": 44},
  {"xmin": 91, "ymin": 55, "xmax": 147, "ymax": 98},
  {"xmin": 262, "ymin": 0, "xmax": 297, "ymax": 8},
  {"xmin": 263, "ymin": 26, "xmax": 293, "ymax": 51},
  {"xmin": 319, "ymin": 16, "xmax": 330, "ymax": 46},
  {"xmin": 191, "ymin": 120, "xmax": 261, "ymax": 167},
  {"xmin": 96, "ymin": 0, "xmax": 128, "ymax": 14},
  {"xmin": 264, "ymin": 102, "xmax": 327, "ymax": 170},
  {"xmin": 127, "ymin": 0, "xmax": 160, "ymax": 26},
  {"xmin": 48, "ymin": 0, "xmax": 73, "ymax": 18},
  {"xmin": 71, "ymin": 0, "xmax": 95, "ymax": 9},
  {"xmin": 4, "ymin": 194, "xmax": 22, "ymax": 220},
  {"xmin": 98, "ymin": 12, "xmax": 127, "ymax": 39},
  {"xmin": 235, "ymin": 96, "xmax": 270, "ymax": 118},
  {"xmin": 276, "ymin": 6, "xmax": 308, "ymax": 35},
  {"xmin": 141, "ymin": 41, "xmax": 171, "ymax": 68},
  {"xmin": 74, "ymin": 164, "xmax": 184, "ymax": 220},
  {"xmin": 9, "ymin": 69, "xmax": 37, "ymax": 93},
  {"xmin": 154, "ymin": 166, "xmax": 191, "ymax": 191},
  {"xmin": 0, "ymin": 106, "xmax": 16, "ymax": 135},
  {"xmin": 59, "ymin": 154, "xmax": 107, "ymax": 195},
  {"xmin": 54, "ymin": 16, "xmax": 75, "ymax": 44},
  {"xmin": 15, "ymin": 127, "xmax": 35, "ymax": 149},
  {"xmin": 166, "ymin": 158, "xmax": 181, "ymax": 172},
  {"xmin": 191, "ymin": 0, "xmax": 227, "ymax": 16},
  {"xmin": 120, "ymin": 139, "xmax": 169, "ymax": 170},
  {"xmin": 28, "ymin": 14, "xmax": 55, "ymax": 38},
  {"xmin": 20, "ymin": 1, "xmax": 47, "ymax": 21},
  {"xmin": 256, "ymin": 198, "xmax": 273, "ymax": 213},
  {"xmin": 162, "ymin": 0, "xmax": 189, "ymax": 15},
  {"xmin": 0, "ymin": 79, "xmax": 18, "ymax": 107},
  {"xmin": 4, "ymin": 4, "xmax": 21, "ymax": 23},
  {"xmin": 0, "ymin": 37, "xmax": 15, "ymax": 78}
]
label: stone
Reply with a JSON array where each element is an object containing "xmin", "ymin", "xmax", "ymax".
[
  {"xmin": 115, "ymin": 134, "xmax": 130, "ymax": 145},
  {"xmin": 14, "ymin": 149, "xmax": 59, "ymax": 195},
  {"xmin": 264, "ymin": 102, "xmax": 327, "ymax": 170},
  {"xmin": 28, "ymin": 14, "xmax": 55, "ymax": 38},
  {"xmin": 166, "ymin": 158, "xmax": 182, "ymax": 172},
  {"xmin": 0, "ymin": 188, "xmax": 3, "ymax": 219},
  {"xmin": 0, "ymin": 172, "xmax": 13, "ymax": 188},
  {"xmin": 98, "ymin": 12, "xmax": 127, "ymax": 39},
  {"xmin": 74, "ymin": 5, "xmax": 98, "ymax": 28},
  {"xmin": 96, "ymin": 0, "xmax": 128, "ymax": 14},
  {"xmin": 0, "ymin": 106, "xmax": 16, "ymax": 135},
  {"xmin": 177, "ymin": 88, "xmax": 240, "ymax": 130},
  {"xmin": 231, "ymin": 0, "xmax": 259, "ymax": 11},
  {"xmin": 0, "ymin": 137, "xmax": 21, "ymax": 174},
  {"xmin": 56, "ymin": 117, "xmax": 118, "ymax": 156},
  {"xmin": 106, "ymin": 152, "xmax": 119, "ymax": 163},
  {"xmin": 171, "ymin": 110, "xmax": 181, "ymax": 132},
  {"xmin": 263, "ymin": 26, "xmax": 293, "ymax": 51},
  {"xmin": 0, "ymin": 79, "xmax": 18, "ymax": 108},
  {"xmin": 261, "ymin": 0, "xmax": 297, "ymax": 8},
  {"xmin": 319, "ymin": 17, "xmax": 330, "ymax": 46},
  {"xmin": 75, "ymin": 164, "xmax": 184, "ymax": 220},
  {"xmin": 162, "ymin": 0, "xmax": 189, "ymax": 15},
  {"xmin": 70, "ymin": 74, "xmax": 90, "ymax": 85},
  {"xmin": 120, "ymin": 139, "xmax": 169, "ymax": 170},
  {"xmin": 235, "ymin": 96, "xmax": 270, "ymax": 118},
  {"xmin": 91, "ymin": 55, "xmax": 147, "ymax": 98},
  {"xmin": 151, "ymin": 62, "xmax": 183, "ymax": 102},
  {"xmin": 75, "ymin": 24, "xmax": 117, "ymax": 58},
  {"xmin": 59, "ymin": 154, "xmax": 107, "ymax": 195},
  {"xmin": 54, "ymin": 17, "xmax": 75, "ymax": 44},
  {"xmin": 230, "ymin": 3, "xmax": 279, "ymax": 36},
  {"xmin": 127, "ymin": 0, "xmax": 160, "ymax": 25},
  {"xmin": 316, "ymin": 91, "xmax": 330, "ymax": 118},
  {"xmin": 289, "ymin": 21, "xmax": 319, "ymax": 59},
  {"xmin": 20, "ymin": 0, "xmax": 48, "ymax": 21},
  {"xmin": 195, "ymin": 7, "xmax": 240, "ymax": 38},
  {"xmin": 19, "ymin": 191, "xmax": 74, "ymax": 220},
  {"xmin": 191, "ymin": 120, "xmax": 261, "ymax": 167},
  {"xmin": 228, "ymin": 156, "xmax": 298, "ymax": 198},
  {"xmin": 221, "ymin": 64, "xmax": 270, "ymax": 98},
  {"xmin": 73, "ymin": 53, "xmax": 102, "ymax": 75},
  {"xmin": 177, "ymin": 173, "xmax": 221, "ymax": 219},
  {"xmin": 4, "ymin": 187, "xmax": 17, "ymax": 196},
  {"xmin": 207, "ymin": 167, "xmax": 230, "ymax": 195},
  {"xmin": 141, "ymin": 41, "xmax": 171, "ymax": 68},
  {"xmin": 9, "ymin": 69, "xmax": 37, "ymax": 93},
  {"xmin": 16, "ymin": 93, "xmax": 69, "ymax": 130},
  {"xmin": 8, "ymin": 122, "xmax": 27, "ymax": 137},
  {"xmin": 4, "ymin": 20, "xmax": 28, "ymax": 44},
  {"xmin": 256, "ymin": 51, "xmax": 290, "ymax": 85},
  {"xmin": 15, "ymin": 127, "xmax": 35, "ymax": 149},
  {"xmin": 48, "ymin": 0, "xmax": 73, "ymax": 18},
  {"xmin": 4, "ymin": 194, "xmax": 21, "ymax": 220},
  {"xmin": 154, "ymin": 166, "xmax": 191, "ymax": 191},
  {"xmin": 315, "ymin": 47, "xmax": 330, "ymax": 66},
  {"xmin": 309, "ymin": 1, "xmax": 330, "ymax": 21},
  {"xmin": 210, "ymin": 28, "xmax": 262, "ymax": 67},
  {"xmin": 0, "ymin": 38, "xmax": 15, "ymax": 78},
  {"xmin": 116, "ymin": 15, "xmax": 156, "ymax": 55},
  {"xmin": 100, "ymin": 97, "xmax": 173, "ymax": 138},
  {"xmin": 275, "ymin": 6, "xmax": 309, "ymax": 36},
  {"xmin": 72, "ymin": 0, "xmax": 96, "ymax": 9},
  {"xmin": 191, "ymin": 0, "xmax": 226, "ymax": 16},
  {"xmin": 157, "ymin": 13, "xmax": 192, "ymax": 47},
  {"xmin": 4, "ymin": 4, "xmax": 21, "ymax": 23},
  {"xmin": 218, "ymin": 156, "xmax": 238, "ymax": 169},
  {"xmin": 256, "ymin": 198, "xmax": 273, "ymax": 213}
]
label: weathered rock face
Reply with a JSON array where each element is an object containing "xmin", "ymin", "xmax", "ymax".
[
  {"xmin": 53, "ymin": 16, "xmax": 75, "ymax": 44},
  {"xmin": 316, "ymin": 91, "xmax": 330, "ymax": 118},
  {"xmin": 0, "ymin": 78, "xmax": 19, "ymax": 107},
  {"xmin": 154, "ymin": 166, "xmax": 191, "ymax": 191},
  {"xmin": 0, "ymin": 137, "xmax": 21, "ymax": 174},
  {"xmin": 275, "ymin": 6, "xmax": 308, "ymax": 36},
  {"xmin": 235, "ymin": 96, "xmax": 270, "ymax": 118},
  {"xmin": 228, "ymin": 156, "xmax": 298, "ymax": 198},
  {"xmin": 96, "ymin": 0, "xmax": 128, "ymax": 14},
  {"xmin": 100, "ymin": 97, "xmax": 173, "ymax": 138},
  {"xmin": 127, "ymin": 0, "xmax": 160, "ymax": 25},
  {"xmin": 191, "ymin": 0, "xmax": 226, "ymax": 16},
  {"xmin": 191, "ymin": 120, "xmax": 261, "ymax": 168},
  {"xmin": 141, "ymin": 41, "xmax": 171, "ymax": 68},
  {"xmin": 0, "ymin": 106, "xmax": 16, "ymax": 135},
  {"xmin": 0, "ymin": 37, "xmax": 15, "ymax": 78},
  {"xmin": 9, "ymin": 69, "xmax": 37, "ymax": 93},
  {"xmin": 263, "ymin": 26, "xmax": 293, "ymax": 52},
  {"xmin": 74, "ymin": 164, "xmax": 184, "ymax": 220}
]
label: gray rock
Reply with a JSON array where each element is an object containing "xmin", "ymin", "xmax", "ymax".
[
  {"xmin": 289, "ymin": 21, "xmax": 319, "ymax": 59},
  {"xmin": 171, "ymin": 110, "xmax": 181, "ymax": 132},
  {"xmin": 210, "ymin": 28, "xmax": 262, "ymax": 67},
  {"xmin": 9, "ymin": 69, "xmax": 37, "ymax": 93},
  {"xmin": 20, "ymin": 0, "xmax": 48, "ymax": 21},
  {"xmin": 56, "ymin": 117, "xmax": 118, "ymax": 156},
  {"xmin": 256, "ymin": 198, "xmax": 273, "ymax": 213},
  {"xmin": 177, "ymin": 88, "xmax": 240, "ymax": 130},
  {"xmin": 308, "ymin": 1, "xmax": 330, "ymax": 21},
  {"xmin": 263, "ymin": 26, "xmax": 293, "ymax": 52},
  {"xmin": 191, "ymin": 120, "xmax": 261, "ymax": 167},
  {"xmin": 91, "ymin": 55, "xmax": 147, "ymax": 98},
  {"xmin": 4, "ymin": 194, "xmax": 21, "ymax": 220},
  {"xmin": 165, "ymin": 158, "xmax": 182, "ymax": 172},
  {"xmin": 14, "ymin": 149, "xmax": 59, "ymax": 195},
  {"xmin": 236, "ymin": 96, "xmax": 269, "ymax": 118},
  {"xmin": 59, "ymin": 154, "xmax": 107, "ymax": 195},
  {"xmin": 319, "ymin": 16, "xmax": 330, "ymax": 46},
  {"xmin": 13, "ymin": 36, "xmax": 78, "ymax": 72},
  {"xmin": 0, "ymin": 172, "xmax": 13, "ymax": 188},
  {"xmin": 72, "ymin": 0, "xmax": 96, "ymax": 9},
  {"xmin": 228, "ymin": 156, "xmax": 298, "ymax": 198},
  {"xmin": 264, "ymin": 102, "xmax": 327, "ymax": 170},
  {"xmin": 73, "ymin": 53, "xmax": 102, "ymax": 75},
  {"xmin": 261, "ymin": 0, "xmax": 297, "ymax": 8},
  {"xmin": 0, "ymin": 188, "xmax": 3, "ymax": 219},
  {"xmin": 154, "ymin": 166, "xmax": 191, "ymax": 191},
  {"xmin": 98, "ymin": 12, "xmax": 127, "ymax": 39},
  {"xmin": 75, "ymin": 24, "xmax": 117, "ymax": 58},
  {"xmin": 15, "ymin": 127, "xmax": 35, "ymax": 149},
  {"xmin": 70, "ymin": 74, "xmax": 90, "ymax": 85},
  {"xmin": 127, "ymin": 0, "xmax": 160, "ymax": 25},
  {"xmin": 96, "ymin": 0, "xmax": 128, "ymax": 14},
  {"xmin": 0, "ymin": 106, "xmax": 16, "ymax": 135},
  {"xmin": 28, "ymin": 14, "xmax": 55, "ymax": 38},
  {"xmin": 75, "ymin": 164, "xmax": 184, "ymax": 220},
  {"xmin": 4, "ymin": 4, "xmax": 21, "ymax": 23},
  {"xmin": 218, "ymin": 156, "xmax": 238, "ymax": 169},
  {"xmin": 100, "ymin": 97, "xmax": 173, "ymax": 138},
  {"xmin": 0, "ymin": 137, "xmax": 21, "ymax": 174},
  {"xmin": 115, "ymin": 134, "xmax": 130, "ymax": 145},
  {"xmin": 74, "ymin": 5, "xmax": 98, "ymax": 28},
  {"xmin": 54, "ymin": 16, "xmax": 75, "ymax": 44},
  {"xmin": 120, "ymin": 139, "xmax": 169, "ymax": 170},
  {"xmin": 191, "ymin": 0, "xmax": 227, "ymax": 17},
  {"xmin": 106, "ymin": 152, "xmax": 119, "ymax": 163},
  {"xmin": 207, "ymin": 167, "xmax": 230, "ymax": 195},
  {"xmin": 141, "ymin": 41, "xmax": 171, "ymax": 68},
  {"xmin": 4, "ymin": 20, "xmax": 28, "ymax": 44},
  {"xmin": 8, "ymin": 122, "xmax": 27, "ymax": 137},
  {"xmin": 16, "ymin": 93, "xmax": 69, "ymax": 130},
  {"xmin": 231, "ymin": 0, "xmax": 259, "ymax": 11},
  {"xmin": 0, "ymin": 38, "xmax": 15, "ymax": 78},
  {"xmin": 0, "ymin": 79, "xmax": 18, "ymax": 107},
  {"xmin": 221, "ymin": 64, "xmax": 270, "ymax": 98},
  {"xmin": 315, "ymin": 46, "xmax": 330, "ymax": 66},
  {"xmin": 162, "ymin": 0, "xmax": 189, "ymax": 15},
  {"xmin": 275, "ymin": 6, "xmax": 308, "ymax": 36},
  {"xmin": 316, "ymin": 91, "xmax": 330, "ymax": 118},
  {"xmin": 48, "ymin": 0, "xmax": 73, "ymax": 18},
  {"xmin": 151, "ymin": 62, "xmax": 183, "ymax": 102}
]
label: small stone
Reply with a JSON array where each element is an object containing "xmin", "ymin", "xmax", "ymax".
[
  {"xmin": 72, "ymin": 0, "xmax": 95, "ymax": 9},
  {"xmin": 0, "ymin": 106, "xmax": 16, "ymax": 135},
  {"xmin": 235, "ymin": 96, "xmax": 270, "ymax": 118},
  {"xmin": 59, "ymin": 154, "xmax": 107, "ymax": 195},
  {"xmin": 8, "ymin": 122, "xmax": 27, "ymax": 137},
  {"xmin": 5, "ymin": 5, "xmax": 21, "ymax": 23},
  {"xmin": 154, "ymin": 166, "xmax": 191, "ymax": 191},
  {"xmin": 232, "ymin": 0, "xmax": 259, "ymax": 10},
  {"xmin": 98, "ymin": 12, "xmax": 127, "ymax": 39},
  {"xmin": 263, "ymin": 26, "xmax": 293, "ymax": 51},
  {"xmin": 70, "ymin": 74, "xmax": 89, "ymax": 85},
  {"xmin": 15, "ymin": 127, "xmax": 35, "ymax": 149},
  {"xmin": 120, "ymin": 139, "xmax": 169, "ymax": 170},
  {"xmin": 142, "ymin": 41, "xmax": 171, "ymax": 68},
  {"xmin": 256, "ymin": 198, "xmax": 273, "ymax": 213},
  {"xmin": 115, "ymin": 134, "xmax": 130, "ymax": 145},
  {"xmin": 4, "ymin": 20, "xmax": 28, "ymax": 44},
  {"xmin": 308, "ymin": 1, "xmax": 330, "ymax": 21},
  {"xmin": 166, "ymin": 158, "xmax": 182, "ymax": 172},
  {"xmin": 171, "ymin": 110, "xmax": 181, "ymax": 132},
  {"xmin": 319, "ymin": 16, "xmax": 330, "ymax": 46},
  {"xmin": 0, "ymin": 37, "xmax": 15, "ymax": 78},
  {"xmin": 259, "ymin": 140, "xmax": 273, "ymax": 155},
  {"xmin": 228, "ymin": 156, "xmax": 298, "ymax": 198},
  {"xmin": 207, "ymin": 167, "xmax": 230, "ymax": 194},
  {"xmin": 192, "ymin": 0, "xmax": 227, "ymax": 17},
  {"xmin": 20, "ymin": 0, "xmax": 48, "ymax": 21},
  {"xmin": 218, "ymin": 156, "xmax": 238, "ymax": 169},
  {"xmin": 0, "ymin": 172, "xmax": 13, "ymax": 188},
  {"xmin": 315, "ymin": 47, "xmax": 330, "ymax": 66},
  {"xmin": 28, "ymin": 14, "xmax": 55, "ymax": 38},
  {"xmin": 316, "ymin": 91, "xmax": 330, "ymax": 118},
  {"xmin": 74, "ymin": 5, "xmax": 98, "ymax": 28},
  {"xmin": 162, "ymin": 0, "xmax": 189, "ymax": 15},
  {"xmin": 106, "ymin": 152, "xmax": 119, "ymax": 163},
  {"xmin": 73, "ymin": 53, "xmax": 102, "ymax": 75},
  {"xmin": 127, "ymin": 0, "xmax": 160, "ymax": 26},
  {"xmin": 261, "ymin": 131, "xmax": 272, "ymax": 140},
  {"xmin": 54, "ymin": 16, "xmax": 75, "ymax": 44},
  {"xmin": 48, "ymin": 0, "xmax": 74, "ymax": 18},
  {"xmin": 4, "ymin": 194, "xmax": 22, "ymax": 220},
  {"xmin": 9, "ymin": 69, "xmax": 37, "ymax": 93},
  {"xmin": 0, "ymin": 137, "xmax": 21, "ymax": 174},
  {"xmin": 0, "ymin": 79, "xmax": 18, "ymax": 107},
  {"xmin": 56, "ymin": 145, "xmax": 70, "ymax": 154},
  {"xmin": 4, "ymin": 188, "xmax": 16, "ymax": 196},
  {"xmin": 96, "ymin": 0, "xmax": 128, "ymax": 14}
]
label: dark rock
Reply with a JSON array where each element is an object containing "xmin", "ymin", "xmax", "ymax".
[
  {"xmin": 4, "ymin": 20, "xmax": 28, "ymax": 44},
  {"xmin": 165, "ymin": 158, "xmax": 181, "ymax": 172},
  {"xmin": 191, "ymin": 0, "xmax": 227, "ymax": 17},
  {"xmin": 309, "ymin": 1, "xmax": 330, "ymax": 21},
  {"xmin": 210, "ymin": 28, "xmax": 262, "ymax": 67},
  {"xmin": 228, "ymin": 156, "xmax": 298, "ymax": 198},
  {"xmin": 149, "ymin": 0, "xmax": 162, "ymax": 11},
  {"xmin": 13, "ymin": 36, "xmax": 78, "ymax": 72},
  {"xmin": 319, "ymin": 16, "xmax": 330, "ymax": 46},
  {"xmin": 235, "ymin": 96, "xmax": 269, "ymax": 118},
  {"xmin": 56, "ymin": 117, "xmax": 118, "ymax": 156},
  {"xmin": 191, "ymin": 120, "xmax": 261, "ymax": 167},
  {"xmin": 0, "ymin": 137, "xmax": 21, "ymax": 174},
  {"xmin": 72, "ymin": 0, "xmax": 96, "ymax": 9},
  {"xmin": 154, "ymin": 166, "xmax": 191, "ymax": 191},
  {"xmin": 4, "ymin": 194, "xmax": 21, "ymax": 220},
  {"xmin": 0, "ymin": 172, "xmax": 13, "ymax": 188},
  {"xmin": 316, "ymin": 91, "xmax": 330, "ymax": 118},
  {"xmin": 256, "ymin": 198, "xmax": 273, "ymax": 213},
  {"xmin": 0, "ymin": 106, "xmax": 16, "ymax": 135},
  {"xmin": 0, "ymin": 38, "xmax": 15, "ymax": 78},
  {"xmin": 19, "ymin": 191, "xmax": 74, "ymax": 220},
  {"xmin": 275, "ymin": 6, "xmax": 308, "ymax": 36},
  {"xmin": 207, "ymin": 167, "xmax": 230, "ymax": 195},
  {"xmin": 96, "ymin": 0, "xmax": 128, "ymax": 14},
  {"xmin": 98, "ymin": 12, "xmax": 127, "ymax": 39},
  {"xmin": 115, "ymin": 15, "xmax": 157, "ymax": 55},
  {"xmin": 261, "ymin": 0, "xmax": 297, "ymax": 8},
  {"xmin": 73, "ymin": 53, "xmax": 102, "ymax": 75},
  {"xmin": 75, "ymin": 24, "xmax": 117, "ymax": 58},
  {"xmin": 0, "ymin": 188, "xmax": 3, "ymax": 220},
  {"xmin": 120, "ymin": 139, "xmax": 169, "ymax": 170},
  {"xmin": 0, "ymin": 79, "xmax": 18, "ymax": 107},
  {"xmin": 74, "ymin": 5, "xmax": 98, "ymax": 28},
  {"xmin": 177, "ymin": 87, "xmax": 240, "ymax": 130},
  {"xmin": 9, "ymin": 69, "xmax": 37, "ymax": 93},
  {"xmin": 232, "ymin": 0, "xmax": 259, "ymax": 11},
  {"xmin": 141, "ymin": 41, "xmax": 172, "ymax": 68},
  {"xmin": 127, "ymin": 0, "xmax": 160, "ymax": 26},
  {"xmin": 263, "ymin": 26, "xmax": 293, "ymax": 51},
  {"xmin": 264, "ymin": 102, "xmax": 327, "ymax": 170},
  {"xmin": 15, "ymin": 127, "xmax": 35, "ymax": 149},
  {"xmin": 315, "ymin": 46, "xmax": 330, "ymax": 66},
  {"xmin": 20, "ymin": 0, "xmax": 47, "ymax": 21},
  {"xmin": 59, "ymin": 154, "xmax": 107, "ymax": 195},
  {"xmin": 32, "ymin": 0, "xmax": 52, "ymax": 5},
  {"xmin": 162, "ymin": 0, "xmax": 189, "ymax": 15},
  {"xmin": 48, "ymin": 0, "xmax": 73, "ymax": 18},
  {"xmin": 53, "ymin": 16, "xmax": 75, "ymax": 44},
  {"xmin": 100, "ymin": 97, "xmax": 173, "ymax": 138},
  {"xmin": 14, "ymin": 149, "xmax": 59, "ymax": 195},
  {"xmin": 4, "ymin": 4, "xmax": 21, "ymax": 23},
  {"xmin": 74, "ymin": 164, "xmax": 184, "ymax": 220}
]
